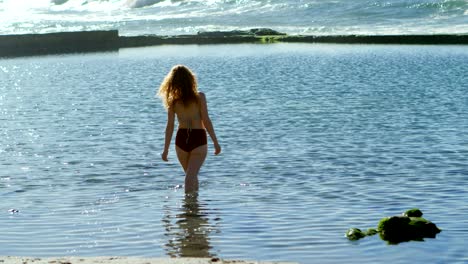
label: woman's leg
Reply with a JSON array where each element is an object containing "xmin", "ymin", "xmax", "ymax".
[
  {"xmin": 175, "ymin": 146, "xmax": 190, "ymax": 172},
  {"xmin": 184, "ymin": 144, "xmax": 207, "ymax": 193}
]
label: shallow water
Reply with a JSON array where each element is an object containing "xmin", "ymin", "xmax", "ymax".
[{"xmin": 1, "ymin": 44, "xmax": 468, "ymax": 263}]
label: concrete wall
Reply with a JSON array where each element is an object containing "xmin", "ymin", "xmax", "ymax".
[
  {"xmin": 0, "ymin": 30, "xmax": 119, "ymax": 57},
  {"xmin": 1, "ymin": 30, "xmax": 467, "ymax": 58}
]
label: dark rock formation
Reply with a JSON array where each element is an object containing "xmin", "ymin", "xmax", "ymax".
[
  {"xmin": 378, "ymin": 214, "xmax": 441, "ymax": 244},
  {"xmin": 196, "ymin": 30, "xmax": 251, "ymax": 37},
  {"xmin": 346, "ymin": 209, "xmax": 442, "ymax": 244},
  {"xmin": 249, "ymin": 28, "xmax": 286, "ymax": 36}
]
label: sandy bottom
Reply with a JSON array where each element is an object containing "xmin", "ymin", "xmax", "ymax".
[{"xmin": 0, "ymin": 257, "xmax": 296, "ymax": 264}]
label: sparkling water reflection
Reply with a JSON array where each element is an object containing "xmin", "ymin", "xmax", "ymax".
[{"xmin": 162, "ymin": 194, "xmax": 219, "ymax": 258}]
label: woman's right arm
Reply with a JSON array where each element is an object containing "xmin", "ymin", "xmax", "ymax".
[
  {"xmin": 199, "ymin": 93, "xmax": 221, "ymax": 155},
  {"xmin": 161, "ymin": 106, "xmax": 175, "ymax": 161}
]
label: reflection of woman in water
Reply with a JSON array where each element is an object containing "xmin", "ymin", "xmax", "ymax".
[
  {"xmin": 163, "ymin": 194, "xmax": 216, "ymax": 258},
  {"xmin": 158, "ymin": 65, "xmax": 221, "ymax": 193}
]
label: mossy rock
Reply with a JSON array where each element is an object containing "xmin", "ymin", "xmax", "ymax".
[
  {"xmin": 366, "ymin": 228, "xmax": 378, "ymax": 236},
  {"xmin": 404, "ymin": 208, "xmax": 423, "ymax": 217},
  {"xmin": 378, "ymin": 215, "xmax": 441, "ymax": 244},
  {"xmin": 346, "ymin": 228, "xmax": 379, "ymax": 240},
  {"xmin": 346, "ymin": 228, "xmax": 367, "ymax": 241},
  {"xmin": 346, "ymin": 209, "xmax": 441, "ymax": 244}
]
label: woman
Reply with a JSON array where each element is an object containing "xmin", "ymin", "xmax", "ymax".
[{"xmin": 158, "ymin": 65, "xmax": 221, "ymax": 193}]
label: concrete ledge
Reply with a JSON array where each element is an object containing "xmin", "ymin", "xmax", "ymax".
[
  {"xmin": 118, "ymin": 35, "xmax": 259, "ymax": 47},
  {"xmin": 1, "ymin": 29, "xmax": 467, "ymax": 58},
  {"xmin": 280, "ymin": 34, "xmax": 468, "ymax": 45},
  {"xmin": 0, "ymin": 30, "xmax": 119, "ymax": 57},
  {"xmin": 0, "ymin": 256, "xmax": 297, "ymax": 264}
]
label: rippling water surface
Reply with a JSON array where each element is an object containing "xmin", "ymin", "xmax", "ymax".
[{"xmin": 1, "ymin": 44, "xmax": 468, "ymax": 263}]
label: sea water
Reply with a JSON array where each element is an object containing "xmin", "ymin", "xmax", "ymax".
[
  {"xmin": 0, "ymin": 0, "xmax": 467, "ymax": 36},
  {"xmin": 1, "ymin": 43, "xmax": 468, "ymax": 263}
]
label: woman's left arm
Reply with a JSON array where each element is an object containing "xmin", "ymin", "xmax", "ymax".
[
  {"xmin": 161, "ymin": 107, "xmax": 175, "ymax": 161},
  {"xmin": 199, "ymin": 92, "xmax": 221, "ymax": 155}
]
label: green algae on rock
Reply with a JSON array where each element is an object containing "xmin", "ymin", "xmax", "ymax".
[
  {"xmin": 346, "ymin": 209, "xmax": 441, "ymax": 244},
  {"xmin": 346, "ymin": 228, "xmax": 367, "ymax": 241},
  {"xmin": 346, "ymin": 228, "xmax": 379, "ymax": 241},
  {"xmin": 403, "ymin": 208, "xmax": 423, "ymax": 217}
]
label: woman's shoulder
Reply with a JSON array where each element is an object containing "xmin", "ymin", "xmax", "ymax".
[{"xmin": 197, "ymin": 91, "xmax": 206, "ymax": 101}]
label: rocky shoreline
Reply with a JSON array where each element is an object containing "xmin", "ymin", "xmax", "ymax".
[{"xmin": 1, "ymin": 29, "xmax": 467, "ymax": 57}]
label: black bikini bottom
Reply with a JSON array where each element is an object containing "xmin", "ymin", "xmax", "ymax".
[{"xmin": 175, "ymin": 129, "xmax": 207, "ymax": 152}]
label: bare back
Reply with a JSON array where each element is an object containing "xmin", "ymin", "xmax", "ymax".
[{"xmin": 173, "ymin": 95, "xmax": 204, "ymax": 129}]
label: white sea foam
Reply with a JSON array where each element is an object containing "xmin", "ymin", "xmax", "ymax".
[{"xmin": 0, "ymin": 0, "xmax": 466, "ymax": 35}]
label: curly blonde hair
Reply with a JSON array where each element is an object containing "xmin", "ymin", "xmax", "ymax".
[{"xmin": 158, "ymin": 65, "xmax": 199, "ymax": 109}]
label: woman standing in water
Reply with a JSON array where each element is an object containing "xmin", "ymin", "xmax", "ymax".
[{"xmin": 159, "ymin": 65, "xmax": 221, "ymax": 193}]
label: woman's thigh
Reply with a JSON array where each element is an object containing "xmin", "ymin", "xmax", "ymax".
[
  {"xmin": 175, "ymin": 146, "xmax": 190, "ymax": 172},
  {"xmin": 186, "ymin": 144, "xmax": 208, "ymax": 174}
]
